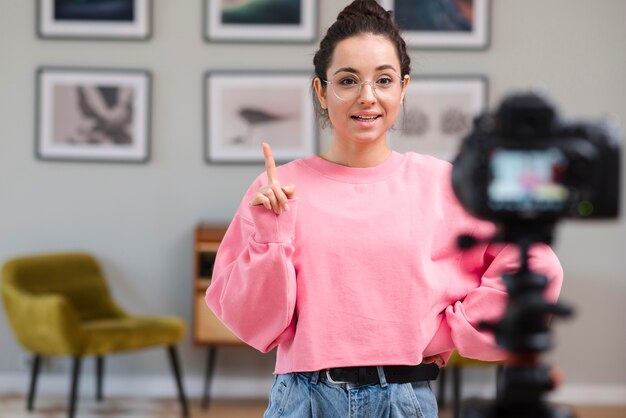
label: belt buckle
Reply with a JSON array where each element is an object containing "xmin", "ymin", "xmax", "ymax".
[{"xmin": 325, "ymin": 369, "xmax": 350, "ymax": 385}]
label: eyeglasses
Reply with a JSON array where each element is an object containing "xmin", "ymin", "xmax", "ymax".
[{"xmin": 324, "ymin": 72, "xmax": 405, "ymax": 102}]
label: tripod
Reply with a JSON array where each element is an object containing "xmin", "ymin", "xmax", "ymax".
[{"xmin": 459, "ymin": 224, "xmax": 575, "ymax": 418}]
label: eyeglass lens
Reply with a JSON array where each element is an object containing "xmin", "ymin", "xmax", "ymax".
[{"xmin": 329, "ymin": 73, "xmax": 403, "ymax": 101}]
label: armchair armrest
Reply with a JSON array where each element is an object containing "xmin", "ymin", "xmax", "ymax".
[{"xmin": 2, "ymin": 286, "xmax": 87, "ymax": 355}]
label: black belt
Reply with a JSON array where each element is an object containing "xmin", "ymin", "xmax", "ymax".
[{"xmin": 322, "ymin": 363, "xmax": 439, "ymax": 385}]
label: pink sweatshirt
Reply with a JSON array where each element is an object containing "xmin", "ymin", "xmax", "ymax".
[{"xmin": 205, "ymin": 151, "xmax": 563, "ymax": 374}]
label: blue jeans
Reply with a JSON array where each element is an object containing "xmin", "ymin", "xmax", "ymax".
[{"xmin": 264, "ymin": 368, "xmax": 438, "ymax": 418}]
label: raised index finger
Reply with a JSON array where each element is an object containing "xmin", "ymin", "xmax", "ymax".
[{"xmin": 263, "ymin": 142, "xmax": 279, "ymax": 184}]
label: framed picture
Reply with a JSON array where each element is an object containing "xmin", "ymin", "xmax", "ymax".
[
  {"xmin": 389, "ymin": 75, "xmax": 487, "ymax": 160},
  {"xmin": 204, "ymin": 71, "xmax": 317, "ymax": 164},
  {"xmin": 379, "ymin": 0, "xmax": 490, "ymax": 49},
  {"xmin": 204, "ymin": 0, "xmax": 317, "ymax": 43},
  {"xmin": 36, "ymin": 67, "xmax": 151, "ymax": 163},
  {"xmin": 37, "ymin": 0, "xmax": 152, "ymax": 40}
]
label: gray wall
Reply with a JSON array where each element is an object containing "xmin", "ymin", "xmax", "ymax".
[{"xmin": 1, "ymin": 0, "xmax": 625, "ymax": 399}]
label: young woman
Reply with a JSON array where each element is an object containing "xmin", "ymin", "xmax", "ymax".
[{"xmin": 206, "ymin": 1, "xmax": 563, "ymax": 416}]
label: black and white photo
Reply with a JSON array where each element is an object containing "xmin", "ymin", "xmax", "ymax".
[
  {"xmin": 204, "ymin": 71, "xmax": 317, "ymax": 163},
  {"xmin": 36, "ymin": 67, "xmax": 151, "ymax": 163},
  {"xmin": 389, "ymin": 76, "xmax": 487, "ymax": 160}
]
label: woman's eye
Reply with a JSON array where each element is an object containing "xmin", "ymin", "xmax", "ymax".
[
  {"xmin": 377, "ymin": 77, "xmax": 393, "ymax": 86},
  {"xmin": 339, "ymin": 78, "xmax": 358, "ymax": 87}
]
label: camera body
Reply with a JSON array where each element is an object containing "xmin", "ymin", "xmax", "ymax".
[{"xmin": 452, "ymin": 93, "xmax": 620, "ymax": 224}]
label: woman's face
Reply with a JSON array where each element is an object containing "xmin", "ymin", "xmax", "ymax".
[{"xmin": 314, "ymin": 33, "xmax": 409, "ymax": 148}]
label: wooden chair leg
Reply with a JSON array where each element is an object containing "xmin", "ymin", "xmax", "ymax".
[
  {"xmin": 68, "ymin": 356, "xmax": 82, "ymax": 418},
  {"xmin": 453, "ymin": 365, "xmax": 462, "ymax": 418},
  {"xmin": 167, "ymin": 346, "xmax": 189, "ymax": 418},
  {"xmin": 27, "ymin": 354, "xmax": 42, "ymax": 411},
  {"xmin": 202, "ymin": 346, "xmax": 217, "ymax": 409},
  {"xmin": 437, "ymin": 366, "xmax": 446, "ymax": 407},
  {"xmin": 96, "ymin": 356, "xmax": 104, "ymax": 401}
]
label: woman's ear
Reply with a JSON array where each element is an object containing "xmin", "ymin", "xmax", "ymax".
[
  {"xmin": 313, "ymin": 77, "xmax": 328, "ymax": 110},
  {"xmin": 400, "ymin": 74, "xmax": 410, "ymax": 103}
]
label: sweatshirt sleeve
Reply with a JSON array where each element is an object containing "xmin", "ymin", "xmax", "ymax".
[
  {"xmin": 424, "ymin": 224, "xmax": 564, "ymax": 362},
  {"xmin": 204, "ymin": 196, "xmax": 299, "ymax": 353}
]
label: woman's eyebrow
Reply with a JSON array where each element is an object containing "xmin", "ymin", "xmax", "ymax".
[
  {"xmin": 332, "ymin": 64, "xmax": 398, "ymax": 76},
  {"xmin": 375, "ymin": 64, "xmax": 398, "ymax": 72},
  {"xmin": 333, "ymin": 67, "xmax": 358, "ymax": 76}
]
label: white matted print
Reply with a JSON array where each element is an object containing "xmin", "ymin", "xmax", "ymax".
[
  {"xmin": 36, "ymin": 67, "xmax": 151, "ymax": 163},
  {"xmin": 205, "ymin": 0, "xmax": 317, "ymax": 42},
  {"xmin": 389, "ymin": 76, "xmax": 487, "ymax": 160},
  {"xmin": 204, "ymin": 71, "xmax": 317, "ymax": 163},
  {"xmin": 379, "ymin": 0, "xmax": 490, "ymax": 49},
  {"xmin": 38, "ymin": 0, "xmax": 151, "ymax": 40}
]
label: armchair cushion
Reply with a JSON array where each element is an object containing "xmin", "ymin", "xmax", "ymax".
[{"xmin": 82, "ymin": 315, "xmax": 185, "ymax": 355}]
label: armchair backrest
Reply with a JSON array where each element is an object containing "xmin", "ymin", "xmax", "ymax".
[{"xmin": 2, "ymin": 252, "xmax": 125, "ymax": 322}]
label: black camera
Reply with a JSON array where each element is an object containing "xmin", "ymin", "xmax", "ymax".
[
  {"xmin": 450, "ymin": 92, "xmax": 621, "ymax": 418},
  {"xmin": 452, "ymin": 93, "xmax": 620, "ymax": 224}
]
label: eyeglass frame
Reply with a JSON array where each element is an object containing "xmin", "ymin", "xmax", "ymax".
[{"xmin": 322, "ymin": 71, "xmax": 408, "ymax": 102}]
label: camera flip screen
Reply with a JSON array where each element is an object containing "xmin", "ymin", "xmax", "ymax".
[{"xmin": 487, "ymin": 148, "xmax": 570, "ymax": 212}]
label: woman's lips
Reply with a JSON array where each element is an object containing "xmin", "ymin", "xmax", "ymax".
[{"xmin": 351, "ymin": 114, "xmax": 381, "ymax": 126}]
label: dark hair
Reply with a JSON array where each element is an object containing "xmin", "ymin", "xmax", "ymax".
[{"xmin": 312, "ymin": 0, "xmax": 410, "ymax": 125}]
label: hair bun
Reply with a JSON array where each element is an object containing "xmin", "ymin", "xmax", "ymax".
[{"xmin": 336, "ymin": 0, "xmax": 392, "ymax": 23}]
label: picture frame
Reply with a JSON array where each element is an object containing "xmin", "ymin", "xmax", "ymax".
[
  {"xmin": 389, "ymin": 75, "xmax": 488, "ymax": 160},
  {"xmin": 204, "ymin": 0, "xmax": 317, "ymax": 43},
  {"xmin": 204, "ymin": 71, "xmax": 318, "ymax": 164},
  {"xmin": 379, "ymin": 0, "xmax": 490, "ymax": 49},
  {"xmin": 36, "ymin": 67, "xmax": 151, "ymax": 163},
  {"xmin": 37, "ymin": 0, "xmax": 152, "ymax": 40}
]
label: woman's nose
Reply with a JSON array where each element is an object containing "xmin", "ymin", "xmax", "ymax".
[{"xmin": 358, "ymin": 81, "xmax": 377, "ymax": 103}]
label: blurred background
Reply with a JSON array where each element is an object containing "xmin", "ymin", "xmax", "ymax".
[{"xmin": 0, "ymin": 0, "xmax": 624, "ymax": 409}]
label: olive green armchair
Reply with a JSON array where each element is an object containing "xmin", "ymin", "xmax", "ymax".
[{"xmin": 1, "ymin": 252, "xmax": 189, "ymax": 418}]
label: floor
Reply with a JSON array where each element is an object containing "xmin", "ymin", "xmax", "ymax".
[{"xmin": 0, "ymin": 394, "xmax": 624, "ymax": 418}]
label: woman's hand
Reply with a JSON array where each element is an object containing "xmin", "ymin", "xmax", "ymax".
[
  {"xmin": 423, "ymin": 354, "xmax": 445, "ymax": 367},
  {"xmin": 249, "ymin": 143, "xmax": 296, "ymax": 215}
]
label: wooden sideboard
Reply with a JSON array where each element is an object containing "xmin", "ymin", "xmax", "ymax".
[
  {"xmin": 192, "ymin": 224, "xmax": 246, "ymax": 408},
  {"xmin": 193, "ymin": 224, "xmax": 243, "ymax": 345}
]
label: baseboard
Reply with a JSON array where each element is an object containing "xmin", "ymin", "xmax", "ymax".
[
  {"xmin": 548, "ymin": 384, "xmax": 626, "ymax": 405},
  {"xmin": 0, "ymin": 373, "xmax": 272, "ymax": 400},
  {"xmin": 0, "ymin": 373, "xmax": 624, "ymax": 406},
  {"xmin": 443, "ymin": 376, "xmax": 626, "ymax": 406}
]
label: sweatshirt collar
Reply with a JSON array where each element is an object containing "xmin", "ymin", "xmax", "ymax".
[{"xmin": 303, "ymin": 151, "xmax": 405, "ymax": 183}]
